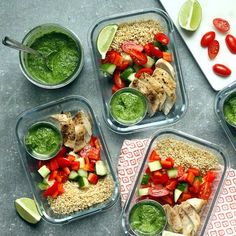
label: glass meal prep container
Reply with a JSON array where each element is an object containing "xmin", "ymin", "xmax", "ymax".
[
  {"xmin": 89, "ymin": 8, "xmax": 187, "ymax": 134},
  {"xmin": 215, "ymin": 82, "xmax": 236, "ymax": 151},
  {"xmin": 121, "ymin": 129, "xmax": 229, "ymax": 236},
  {"xmin": 15, "ymin": 95, "xmax": 119, "ymax": 224}
]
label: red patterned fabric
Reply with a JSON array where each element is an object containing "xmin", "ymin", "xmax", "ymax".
[{"xmin": 117, "ymin": 139, "xmax": 236, "ymax": 236}]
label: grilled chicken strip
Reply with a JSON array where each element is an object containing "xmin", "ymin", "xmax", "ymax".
[{"xmin": 186, "ymin": 198, "xmax": 207, "ymax": 214}]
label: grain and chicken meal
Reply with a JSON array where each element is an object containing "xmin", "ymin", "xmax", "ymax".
[
  {"xmin": 99, "ymin": 19, "xmax": 177, "ymax": 120},
  {"xmin": 135, "ymin": 138, "xmax": 220, "ymax": 236},
  {"xmin": 35, "ymin": 110, "xmax": 114, "ymax": 215}
]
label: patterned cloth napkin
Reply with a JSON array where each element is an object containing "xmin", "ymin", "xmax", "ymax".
[{"xmin": 117, "ymin": 139, "xmax": 236, "ymax": 236}]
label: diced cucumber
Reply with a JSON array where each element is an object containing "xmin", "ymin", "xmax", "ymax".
[
  {"xmin": 77, "ymin": 169, "xmax": 88, "ymax": 178},
  {"xmin": 121, "ymin": 52, "xmax": 133, "ymax": 64},
  {"xmin": 127, "ymin": 73, "xmax": 136, "ymax": 82},
  {"xmin": 37, "ymin": 182, "xmax": 49, "ymax": 191},
  {"xmin": 120, "ymin": 67, "xmax": 135, "ymax": 80},
  {"xmin": 100, "ymin": 63, "xmax": 116, "ymax": 75},
  {"xmin": 69, "ymin": 170, "xmax": 79, "ymax": 180},
  {"xmin": 167, "ymin": 168, "xmax": 178, "ymax": 178},
  {"xmin": 95, "ymin": 160, "xmax": 107, "ymax": 176},
  {"xmin": 174, "ymin": 188, "xmax": 183, "ymax": 202},
  {"xmin": 77, "ymin": 176, "xmax": 89, "ymax": 188},
  {"xmin": 143, "ymin": 56, "xmax": 155, "ymax": 68},
  {"xmin": 177, "ymin": 182, "xmax": 188, "ymax": 192},
  {"xmin": 68, "ymin": 151, "xmax": 79, "ymax": 159},
  {"xmin": 78, "ymin": 157, "xmax": 85, "ymax": 169},
  {"xmin": 138, "ymin": 187, "xmax": 149, "ymax": 197},
  {"xmin": 38, "ymin": 165, "xmax": 50, "ymax": 178},
  {"xmin": 43, "ymin": 175, "xmax": 55, "ymax": 187},
  {"xmin": 162, "ymin": 230, "xmax": 184, "ymax": 236},
  {"xmin": 148, "ymin": 160, "xmax": 162, "ymax": 172},
  {"xmin": 141, "ymin": 174, "xmax": 150, "ymax": 185}
]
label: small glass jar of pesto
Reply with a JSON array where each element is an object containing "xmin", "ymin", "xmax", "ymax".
[
  {"xmin": 24, "ymin": 121, "xmax": 62, "ymax": 160},
  {"xmin": 109, "ymin": 88, "xmax": 147, "ymax": 126},
  {"xmin": 223, "ymin": 92, "xmax": 236, "ymax": 128}
]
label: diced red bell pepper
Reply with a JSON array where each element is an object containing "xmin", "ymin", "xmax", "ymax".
[
  {"xmin": 84, "ymin": 157, "xmax": 95, "ymax": 172},
  {"xmin": 57, "ymin": 183, "xmax": 64, "ymax": 195},
  {"xmin": 177, "ymin": 192, "xmax": 192, "ymax": 203},
  {"xmin": 55, "ymin": 175, "xmax": 62, "ymax": 183},
  {"xmin": 189, "ymin": 178, "xmax": 201, "ymax": 193},
  {"xmin": 43, "ymin": 181, "xmax": 59, "ymax": 197},
  {"xmin": 166, "ymin": 179, "xmax": 178, "ymax": 191},
  {"xmin": 187, "ymin": 167, "xmax": 200, "ymax": 176},
  {"xmin": 186, "ymin": 171, "xmax": 195, "ymax": 184},
  {"xmin": 54, "ymin": 146, "xmax": 67, "ymax": 158},
  {"xmin": 177, "ymin": 165, "xmax": 184, "ymax": 177},
  {"xmin": 88, "ymin": 173, "xmax": 99, "ymax": 184},
  {"xmin": 67, "ymin": 154, "xmax": 75, "ymax": 162},
  {"xmin": 71, "ymin": 161, "xmax": 80, "ymax": 171},
  {"xmin": 199, "ymin": 182, "xmax": 212, "ymax": 200},
  {"xmin": 204, "ymin": 171, "xmax": 217, "ymax": 183},
  {"xmin": 160, "ymin": 195, "xmax": 174, "ymax": 205},
  {"xmin": 63, "ymin": 167, "xmax": 70, "ymax": 175},
  {"xmin": 178, "ymin": 173, "xmax": 188, "ymax": 182},
  {"xmin": 56, "ymin": 158, "xmax": 71, "ymax": 168},
  {"xmin": 49, "ymin": 159, "xmax": 59, "ymax": 171},
  {"xmin": 162, "ymin": 52, "xmax": 172, "ymax": 62},
  {"xmin": 149, "ymin": 150, "xmax": 161, "ymax": 161},
  {"xmin": 88, "ymin": 147, "xmax": 100, "ymax": 161},
  {"xmin": 166, "ymin": 157, "xmax": 174, "ymax": 167},
  {"xmin": 151, "ymin": 171, "xmax": 169, "ymax": 185},
  {"xmin": 160, "ymin": 160, "xmax": 173, "ymax": 169},
  {"xmin": 48, "ymin": 170, "xmax": 58, "ymax": 181}
]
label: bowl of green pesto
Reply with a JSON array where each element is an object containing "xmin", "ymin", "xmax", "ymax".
[
  {"xmin": 19, "ymin": 23, "xmax": 84, "ymax": 89},
  {"xmin": 128, "ymin": 200, "xmax": 167, "ymax": 236},
  {"xmin": 24, "ymin": 121, "xmax": 63, "ymax": 160},
  {"xmin": 223, "ymin": 92, "xmax": 236, "ymax": 128}
]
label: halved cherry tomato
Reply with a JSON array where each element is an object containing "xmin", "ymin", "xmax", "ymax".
[
  {"xmin": 213, "ymin": 64, "xmax": 231, "ymax": 77},
  {"xmin": 154, "ymin": 33, "xmax": 170, "ymax": 45},
  {"xmin": 144, "ymin": 43, "xmax": 153, "ymax": 56},
  {"xmin": 208, "ymin": 40, "xmax": 219, "ymax": 60},
  {"xmin": 213, "ymin": 18, "xmax": 230, "ymax": 33},
  {"xmin": 148, "ymin": 187, "xmax": 169, "ymax": 197},
  {"xmin": 200, "ymin": 31, "xmax": 215, "ymax": 47},
  {"xmin": 113, "ymin": 71, "xmax": 126, "ymax": 89},
  {"xmin": 135, "ymin": 68, "xmax": 153, "ymax": 78},
  {"xmin": 150, "ymin": 46, "xmax": 163, "ymax": 58},
  {"xmin": 199, "ymin": 182, "xmax": 212, "ymax": 200},
  {"xmin": 225, "ymin": 34, "xmax": 236, "ymax": 54},
  {"xmin": 127, "ymin": 49, "xmax": 147, "ymax": 65},
  {"xmin": 121, "ymin": 41, "xmax": 144, "ymax": 52}
]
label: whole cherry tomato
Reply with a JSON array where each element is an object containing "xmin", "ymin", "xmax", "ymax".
[
  {"xmin": 200, "ymin": 31, "xmax": 215, "ymax": 47},
  {"xmin": 154, "ymin": 33, "xmax": 170, "ymax": 45},
  {"xmin": 225, "ymin": 34, "xmax": 236, "ymax": 54},
  {"xmin": 208, "ymin": 40, "xmax": 219, "ymax": 60},
  {"xmin": 213, "ymin": 64, "xmax": 231, "ymax": 77},
  {"xmin": 213, "ymin": 18, "xmax": 230, "ymax": 33}
]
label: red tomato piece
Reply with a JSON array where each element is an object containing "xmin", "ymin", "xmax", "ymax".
[
  {"xmin": 127, "ymin": 49, "xmax": 147, "ymax": 65},
  {"xmin": 204, "ymin": 171, "xmax": 217, "ymax": 183},
  {"xmin": 135, "ymin": 68, "xmax": 153, "ymax": 78},
  {"xmin": 144, "ymin": 43, "xmax": 153, "ymax": 56},
  {"xmin": 148, "ymin": 150, "xmax": 161, "ymax": 161},
  {"xmin": 154, "ymin": 33, "xmax": 170, "ymax": 45},
  {"xmin": 79, "ymin": 144, "xmax": 92, "ymax": 157},
  {"xmin": 150, "ymin": 46, "xmax": 163, "ymax": 58},
  {"xmin": 189, "ymin": 178, "xmax": 201, "ymax": 194},
  {"xmin": 88, "ymin": 173, "xmax": 99, "ymax": 184},
  {"xmin": 148, "ymin": 187, "xmax": 169, "ymax": 197},
  {"xmin": 43, "ymin": 181, "xmax": 59, "ymax": 197},
  {"xmin": 186, "ymin": 171, "xmax": 195, "ymax": 184},
  {"xmin": 199, "ymin": 182, "xmax": 212, "ymax": 200},
  {"xmin": 213, "ymin": 18, "xmax": 230, "ymax": 33},
  {"xmin": 177, "ymin": 166, "xmax": 184, "ymax": 178},
  {"xmin": 48, "ymin": 170, "xmax": 58, "ymax": 181},
  {"xmin": 187, "ymin": 167, "xmax": 200, "ymax": 176},
  {"xmin": 113, "ymin": 71, "xmax": 126, "ymax": 89},
  {"xmin": 88, "ymin": 147, "xmax": 100, "ymax": 161},
  {"xmin": 84, "ymin": 157, "xmax": 95, "ymax": 172},
  {"xmin": 200, "ymin": 31, "xmax": 215, "ymax": 47},
  {"xmin": 49, "ymin": 159, "xmax": 59, "ymax": 171},
  {"xmin": 208, "ymin": 40, "xmax": 219, "ymax": 60},
  {"xmin": 56, "ymin": 158, "xmax": 71, "ymax": 168},
  {"xmin": 67, "ymin": 154, "xmax": 75, "ymax": 162},
  {"xmin": 225, "ymin": 34, "xmax": 236, "ymax": 54},
  {"xmin": 166, "ymin": 179, "xmax": 178, "ymax": 191},
  {"xmin": 160, "ymin": 160, "xmax": 173, "ymax": 169},
  {"xmin": 121, "ymin": 41, "xmax": 144, "ymax": 52},
  {"xmin": 178, "ymin": 173, "xmax": 188, "ymax": 182},
  {"xmin": 166, "ymin": 157, "xmax": 174, "ymax": 167},
  {"xmin": 63, "ymin": 167, "xmax": 70, "ymax": 175},
  {"xmin": 177, "ymin": 192, "xmax": 192, "ymax": 203},
  {"xmin": 160, "ymin": 195, "xmax": 174, "ymax": 205},
  {"xmin": 112, "ymin": 84, "xmax": 120, "ymax": 94},
  {"xmin": 213, "ymin": 64, "xmax": 231, "ymax": 77}
]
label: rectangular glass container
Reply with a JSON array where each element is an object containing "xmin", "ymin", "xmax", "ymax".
[
  {"xmin": 89, "ymin": 9, "xmax": 188, "ymax": 134},
  {"xmin": 121, "ymin": 129, "xmax": 229, "ymax": 235},
  {"xmin": 15, "ymin": 95, "xmax": 119, "ymax": 224}
]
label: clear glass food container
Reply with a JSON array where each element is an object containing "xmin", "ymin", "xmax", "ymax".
[
  {"xmin": 121, "ymin": 129, "xmax": 229, "ymax": 235},
  {"xmin": 89, "ymin": 9, "xmax": 188, "ymax": 134},
  {"xmin": 15, "ymin": 95, "xmax": 119, "ymax": 224},
  {"xmin": 215, "ymin": 82, "xmax": 236, "ymax": 151}
]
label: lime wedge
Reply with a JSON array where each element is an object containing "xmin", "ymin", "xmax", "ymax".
[
  {"xmin": 97, "ymin": 24, "xmax": 118, "ymax": 59},
  {"xmin": 178, "ymin": 0, "xmax": 202, "ymax": 31},
  {"xmin": 15, "ymin": 198, "xmax": 41, "ymax": 224}
]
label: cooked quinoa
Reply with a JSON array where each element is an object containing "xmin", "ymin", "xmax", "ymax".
[
  {"xmin": 155, "ymin": 138, "xmax": 219, "ymax": 174},
  {"xmin": 48, "ymin": 176, "xmax": 114, "ymax": 214},
  {"xmin": 110, "ymin": 19, "xmax": 164, "ymax": 51}
]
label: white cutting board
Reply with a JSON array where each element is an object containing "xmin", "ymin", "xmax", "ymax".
[{"xmin": 160, "ymin": 0, "xmax": 236, "ymax": 91}]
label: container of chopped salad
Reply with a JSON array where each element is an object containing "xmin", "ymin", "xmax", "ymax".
[
  {"xmin": 121, "ymin": 129, "xmax": 229, "ymax": 236},
  {"xmin": 89, "ymin": 9, "xmax": 187, "ymax": 134},
  {"xmin": 15, "ymin": 95, "xmax": 119, "ymax": 224}
]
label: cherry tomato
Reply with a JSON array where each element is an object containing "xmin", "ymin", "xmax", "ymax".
[
  {"xmin": 200, "ymin": 31, "xmax": 215, "ymax": 47},
  {"xmin": 143, "ymin": 43, "xmax": 153, "ymax": 56},
  {"xmin": 213, "ymin": 18, "xmax": 230, "ymax": 33},
  {"xmin": 199, "ymin": 182, "xmax": 212, "ymax": 200},
  {"xmin": 127, "ymin": 49, "xmax": 147, "ymax": 65},
  {"xmin": 208, "ymin": 40, "xmax": 219, "ymax": 60},
  {"xmin": 154, "ymin": 33, "xmax": 170, "ymax": 45},
  {"xmin": 121, "ymin": 41, "xmax": 143, "ymax": 52},
  {"xmin": 150, "ymin": 46, "xmax": 163, "ymax": 58},
  {"xmin": 148, "ymin": 187, "xmax": 169, "ymax": 197},
  {"xmin": 135, "ymin": 68, "xmax": 153, "ymax": 78},
  {"xmin": 225, "ymin": 34, "xmax": 236, "ymax": 54},
  {"xmin": 111, "ymin": 84, "xmax": 120, "ymax": 94},
  {"xmin": 113, "ymin": 70, "xmax": 126, "ymax": 89},
  {"xmin": 213, "ymin": 64, "xmax": 231, "ymax": 77}
]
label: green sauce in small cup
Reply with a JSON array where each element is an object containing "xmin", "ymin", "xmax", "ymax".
[{"xmin": 223, "ymin": 94, "xmax": 236, "ymax": 127}]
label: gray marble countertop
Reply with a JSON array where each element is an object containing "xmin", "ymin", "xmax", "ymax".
[{"xmin": 0, "ymin": 0, "xmax": 235, "ymax": 235}]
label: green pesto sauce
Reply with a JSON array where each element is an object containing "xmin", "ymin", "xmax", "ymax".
[
  {"xmin": 25, "ymin": 124, "xmax": 61, "ymax": 156},
  {"xmin": 26, "ymin": 32, "xmax": 80, "ymax": 85},
  {"xmin": 110, "ymin": 92, "xmax": 146, "ymax": 124},
  {"xmin": 224, "ymin": 96, "xmax": 236, "ymax": 126},
  {"xmin": 129, "ymin": 202, "xmax": 166, "ymax": 235}
]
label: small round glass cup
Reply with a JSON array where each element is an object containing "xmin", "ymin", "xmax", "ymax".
[
  {"xmin": 24, "ymin": 121, "xmax": 63, "ymax": 160},
  {"xmin": 19, "ymin": 23, "xmax": 84, "ymax": 89},
  {"xmin": 109, "ymin": 88, "xmax": 148, "ymax": 126},
  {"xmin": 223, "ymin": 91, "xmax": 236, "ymax": 128},
  {"xmin": 128, "ymin": 200, "xmax": 167, "ymax": 236}
]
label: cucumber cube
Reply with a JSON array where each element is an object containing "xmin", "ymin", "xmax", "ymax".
[
  {"xmin": 138, "ymin": 188, "xmax": 149, "ymax": 197},
  {"xmin": 77, "ymin": 176, "xmax": 89, "ymax": 188},
  {"xmin": 38, "ymin": 165, "xmax": 50, "ymax": 178},
  {"xmin": 77, "ymin": 169, "xmax": 88, "ymax": 178},
  {"xmin": 148, "ymin": 160, "xmax": 162, "ymax": 172},
  {"xmin": 69, "ymin": 170, "xmax": 79, "ymax": 180}
]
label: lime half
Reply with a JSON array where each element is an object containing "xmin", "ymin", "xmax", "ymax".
[
  {"xmin": 97, "ymin": 24, "xmax": 118, "ymax": 59},
  {"xmin": 15, "ymin": 198, "xmax": 41, "ymax": 224},
  {"xmin": 178, "ymin": 0, "xmax": 202, "ymax": 31}
]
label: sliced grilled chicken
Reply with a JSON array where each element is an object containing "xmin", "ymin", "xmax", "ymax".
[
  {"xmin": 163, "ymin": 204, "xmax": 183, "ymax": 233},
  {"xmin": 186, "ymin": 198, "xmax": 207, "ymax": 214},
  {"xmin": 181, "ymin": 202, "xmax": 201, "ymax": 235},
  {"xmin": 174, "ymin": 205, "xmax": 194, "ymax": 236},
  {"xmin": 155, "ymin": 58, "xmax": 176, "ymax": 80}
]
